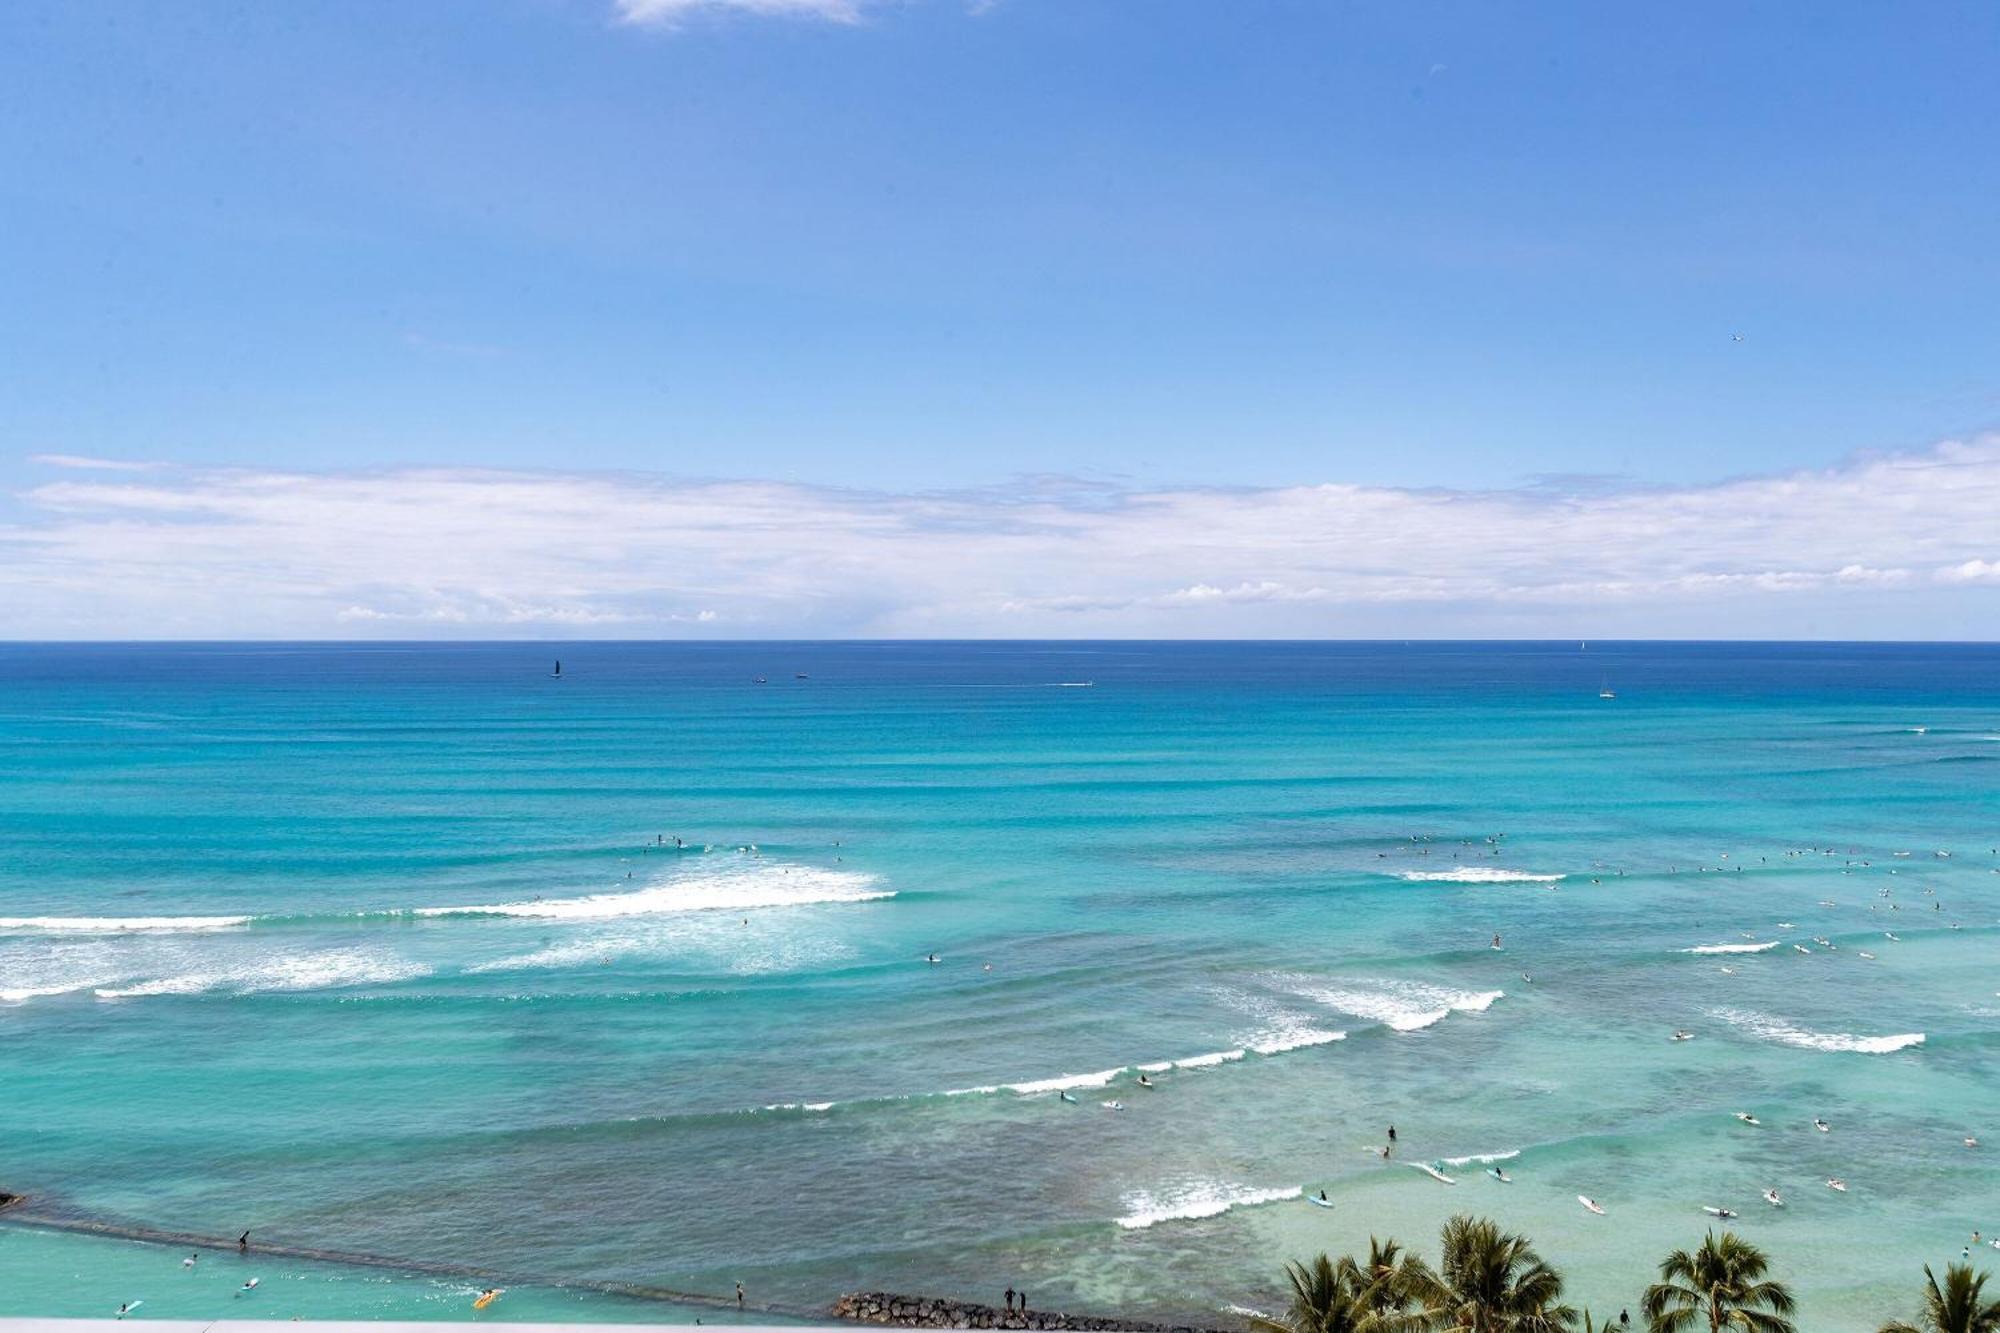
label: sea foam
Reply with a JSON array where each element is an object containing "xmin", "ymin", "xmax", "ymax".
[
  {"xmin": 1116, "ymin": 1182, "xmax": 1301, "ymax": 1230},
  {"xmin": 1396, "ymin": 868, "xmax": 1565, "ymax": 884},
  {"xmin": 411, "ymin": 863, "xmax": 890, "ymax": 921},
  {"xmin": 94, "ymin": 948, "xmax": 429, "ymax": 999},
  {"xmin": 1679, "ymin": 941, "xmax": 1781, "ymax": 955},
  {"xmin": 1708, "ymin": 1008, "xmax": 1924, "ymax": 1054},
  {"xmin": 1277, "ymin": 976, "xmax": 1504, "ymax": 1032},
  {"xmin": 0, "ymin": 914, "xmax": 252, "ymax": 934}
]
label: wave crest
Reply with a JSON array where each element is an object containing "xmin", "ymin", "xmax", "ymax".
[
  {"xmin": 1276, "ymin": 976, "xmax": 1504, "ymax": 1032},
  {"xmin": 1708, "ymin": 1008, "xmax": 1924, "ymax": 1054},
  {"xmin": 1116, "ymin": 1182, "xmax": 1301, "ymax": 1230},
  {"xmin": 1397, "ymin": 868, "xmax": 1564, "ymax": 884}
]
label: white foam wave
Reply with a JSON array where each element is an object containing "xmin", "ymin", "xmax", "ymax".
[
  {"xmin": 1708, "ymin": 1008, "xmax": 1925, "ymax": 1054},
  {"xmin": 94, "ymin": 949, "xmax": 429, "ymax": 999},
  {"xmin": 1679, "ymin": 941, "xmax": 1781, "ymax": 955},
  {"xmin": 1440, "ymin": 1149, "xmax": 1521, "ymax": 1166},
  {"xmin": 0, "ymin": 914, "xmax": 251, "ymax": 934},
  {"xmin": 1002, "ymin": 1068, "xmax": 1126, "ymax": 1095},
  {"xmin": 1215, "ymin": 988, "xmax": 1349, "ymax": 1057},
  {"xmin": 1279, "ymin": 976, "xmax": 1504, "ymax": 1032},
  {"xmin": 1172, "ymin": 1049, "xmax": 1247, "ymax": 1069},
  {"xmin": 1247, "ymin": 1029, "xmax": 1346, "ymax": 1055},
  {"xmin": 1116, "ymin": 1182, "xmax": 1301, "ymax": 1230},
  {"xmin": 1397, "ymin": 868, "xmax": 1565, "ymax": 884},
  {"xmin": 412, "ymin": 863, "xmax": 890, "ymax": 922},
  {"xmin": 0, "ymin": 982, "xmax": 96, "ymax": 1003}
]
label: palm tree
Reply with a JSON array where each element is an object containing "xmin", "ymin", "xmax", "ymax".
[
  {"xmin": 1248, "ymin": 1254, "xmax": 1382, "ymax": 1333},
  {"xmin": 1337, "ymin": 1238, "xmax": 1431, "ymax": 1321},
  {"xmin": 1641, "ymin": 1231, "xmax": 1795, "ymax": 1333},
  {"xmin": 1250, "ymin": 1247, "xmax": 1429, "ymax": 1333},
  {"xmin": 1878, "ymin": 1264, "xmax": 2000, "ymax": 1333},
  {"xmin": 1411, "ymin": 1215, "xmax": 1578, "ymax": 1332}
]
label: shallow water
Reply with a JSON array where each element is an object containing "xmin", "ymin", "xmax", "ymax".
[{"xmin": 1, "ymin": 642, "xmax": 1994, "ymax": 1327}]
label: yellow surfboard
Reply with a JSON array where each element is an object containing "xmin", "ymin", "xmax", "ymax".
[{"xmin": 473, "ymin": 1290, "xmax": 501, "ymax": 1311}]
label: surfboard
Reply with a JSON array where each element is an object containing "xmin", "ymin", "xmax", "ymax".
[
  {"xmin": 1702, "ymin": 1207, "xmax": 1735, "ymax": 1218},
  {"xmin": 1305, "ymin": 1196, "xmax": 1334, "ymax": 1208},
  {"xmin": 1410, "ymin": 1162, "xmax": 1456, "ymax": 1185},
  {"xmin": 474, "ymin": 1290, "xmax": 502, "ymax": 1310},
  {"xmin": 1578, "ymin": 1195, "xmax": 1605, "ymax": 1215}
]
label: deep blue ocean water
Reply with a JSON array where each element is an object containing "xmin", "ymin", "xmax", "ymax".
[{"xmin": 1, "ymin": 642, "xmax": 1995, "ymax": 1326}]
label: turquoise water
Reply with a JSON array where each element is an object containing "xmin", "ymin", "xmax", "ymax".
[{"xmin": 1, "ymin": 642, "xmax": 1995, "ymax": 1327}]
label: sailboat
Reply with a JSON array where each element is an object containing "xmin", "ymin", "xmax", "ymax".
[
  {"xmin": 551, "ymin": 660, "xmax": 563, "ymax": 678},
  {"xmin": 1597, "ymin": 678, "xmax": 1615, "ymax": 700}
]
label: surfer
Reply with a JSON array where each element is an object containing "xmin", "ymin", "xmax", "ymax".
[
  {"xmin": 239, "ymin": 1278, "xmax": 260, "ymax": 1294},
  {"xmin": 117, "ymin": 1304, "xmax": 137, "ymax": 1320},
  {"xmin": 1387, "ymin": 1124, "xmax": 1397, "ymax": 1143},
  {"xmin": 1318, "ymin": 1189, "xmax": 1328, "ymax": 1202},
  {"xmin": 184, "ymin": 1252, "xmax": 197, "ymax": 1269},
  {"xmin": 1136, "ymin": 1074, "xmax": 1153, "ymax": 1088},
  {"xmin": 238, "ymin": 1231, "xmax": 249, "ymax": 1253},
  {"xmin": 1491, "ymin": 933, "xmax": 1502, "ymax": 950},
  {"xmin": 736, "ymin": 1282, "xmax": 745, "ymax": 1309}
]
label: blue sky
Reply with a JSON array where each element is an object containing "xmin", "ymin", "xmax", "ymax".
[{"xmin": 3, "ymin": 0, "xmax": 1998, "ymax": 637}]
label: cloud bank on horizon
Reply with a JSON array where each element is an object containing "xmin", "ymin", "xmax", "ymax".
[{"xmin": 5, "ymin": 440, "xmax": 1997, "ymax": 639}]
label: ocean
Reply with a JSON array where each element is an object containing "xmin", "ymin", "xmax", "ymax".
[{"xmin": 1, "ymin": 641, "xmax": 1994, "ymax": 1328}]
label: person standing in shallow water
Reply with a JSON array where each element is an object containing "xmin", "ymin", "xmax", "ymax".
[{"xmin": 1004, "ymin": 1288, "xmax": 1015, "ymax": 1312}]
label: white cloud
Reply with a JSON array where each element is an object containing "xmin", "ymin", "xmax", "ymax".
[
  {"xmin": 3, "ymin": 438, "xmax": 1999, "ymax": 639},
  {"xmin": 613, "ymin": 0, "xmax": 869, "ymax": 26},
  {"xmin": 27, "ymin": 454, "xmax": 157, "ymax": 472},
  {"xmin": 1936, "ymin": 558, "xmax": 2000, "ymax": 584}
]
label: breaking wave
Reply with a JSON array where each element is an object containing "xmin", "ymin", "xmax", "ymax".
[
  {"xmin": 0, "ymin": 860, "xmax": 888, "ymax": 939},
  {"xmin": 93, "ymin": 949, "xmax": 431, "ymax": 999},
  {"xmin": 410, "ymin": 865, "xmax": 890, "ymax": 922},
  {"xmin": 1275, "ymin": 976, "xmax": 1504, "ymax": 1032},
  {"xmin": 1116, "ymin": 1182, "xmax": 1301, "ymax": 1230},
  {"xmin": 1708, "ymin": 1008, "xmax": 1924, "ymax": 1054},
  {"xmin": 1396, "ymin": 868, "xmax": 1565, "ymax": 884},
  {"xmin": 1679, "ymin": 941, "xmax": 1781, "ymax": 955},
  {"xmin": 0, "ymin": 914, "xmax": 251, "ymax": 934}
]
